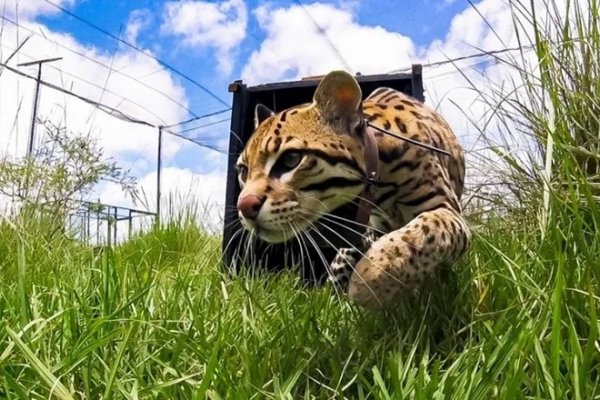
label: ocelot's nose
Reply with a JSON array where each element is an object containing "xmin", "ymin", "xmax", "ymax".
[{"xmin": 237, "ymin": 195, "xmax": 265, "ymax": 220}]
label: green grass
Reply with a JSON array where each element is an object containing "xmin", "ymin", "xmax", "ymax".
[
  {"xmin": 0, "ymin": 200, "xmax": 598, "ymax": 398},
  {"xmin": 1, "ymin": 0, "xmax": 600, "ymax": 398}
]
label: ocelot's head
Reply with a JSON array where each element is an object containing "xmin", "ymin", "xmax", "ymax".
[{"xmin": 235, "ymin": 70, "xmax": 369, "ymax": 243}]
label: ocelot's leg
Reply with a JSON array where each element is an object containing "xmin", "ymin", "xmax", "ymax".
[
  {"xmin": 347, "ymin": 207, "xmax": 470, "ymax": 310},
  {"xmin": 327, "ymin": 227, "xmax": 381, "ymax": 290}
]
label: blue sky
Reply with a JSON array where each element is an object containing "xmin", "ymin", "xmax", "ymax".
[{"xmin": 37, "ymin": 0, "xmax": 468, "ymax": 127}]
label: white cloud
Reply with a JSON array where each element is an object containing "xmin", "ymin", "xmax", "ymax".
[
  {"xmin": 161, "ymin": 0, "xmax": 247, "ymax": 74},
  {"xmin": 424, "ymin": 0, "xmax": 519, "ymax": 62},
  {"xmin": 1, "ymin": 0, "xmax": 76, "ymax": 18},
  {"xmin": 125, "ymin": 9, "xmax": 152, "ymax": 46},
  {"xmin": 419, "ymin": 0, "xmax": 519, "ymax": 137},
  {"xmin": 242, "ymin": 2, "xmax": 417, "ymax": 84}
]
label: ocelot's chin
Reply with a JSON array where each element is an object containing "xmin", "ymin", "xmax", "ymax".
[
  {"xmin": 238, "ymin": 222, "xmax": 294, "ymax": 244},
  {"xmin": 240, "ymin": 218, "xmax": 312, "ymax": 244},
  {"xmin": 255, "ymin": 226, "xmax": 296, "ymax": 243}
]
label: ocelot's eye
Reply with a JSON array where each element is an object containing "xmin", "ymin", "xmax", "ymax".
[
  {"xmin": 278, "ymin": 151, "xmax": 303, "ymax": 171},
  {"xmin": 236, "ymin": 164, "xmax": 248, "ymax": 183}
]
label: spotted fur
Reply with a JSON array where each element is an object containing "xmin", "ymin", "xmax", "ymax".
[{"xmin": 235, "ymin": 70, "xmax": 470, "ymax": 310}]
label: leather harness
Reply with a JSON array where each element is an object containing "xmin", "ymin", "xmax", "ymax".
[{"xmin": 354, "ymin": 122, "xmax": 380, "ymax": 231}]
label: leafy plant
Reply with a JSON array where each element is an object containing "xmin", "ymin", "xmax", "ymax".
[{"xmin": 0, "ymin": 119, "xmax": 137, "ymax": 223}]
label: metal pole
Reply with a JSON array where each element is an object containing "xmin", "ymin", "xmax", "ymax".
[
  {"xmin": 113, "ymin": 207, "xmax": 118, "ymax": 244},
  {"xmin": 156, "ymin": 126, "xmax": 163, "ymax": 224},
  {"xmin": 128, "ymin": 209, "xmax": 132, "ymax": 239},
  {"xmin": 96, "ymin": 200, "xmax": 100, "ymax": 246},
  {"xmin": 86, "ymin": 211, "xmax": 90, "ymax": 245},
  {"xmin": 28, "ymin": 66, "xmax": 42, "ymax": 156},
  {"xmin": 106, "ymin": 211, "xmax": 111, "ymax": 248},
  {"xmin": 17, "ymin": 57, "xmax": 62, "ymax": 157}
]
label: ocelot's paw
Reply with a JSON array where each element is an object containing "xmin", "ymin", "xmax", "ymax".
[{"xmin": 327, "ymin": 247, "xmax": 359, "ymax": 292}]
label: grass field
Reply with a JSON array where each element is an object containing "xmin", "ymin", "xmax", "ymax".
[
  {"xmin": 1, "ymin": 0, "xmax": 600, "ymax": 398},
  {"xmin": 0, "ymin": 193, "xmax": 599, "ymax": 399}
]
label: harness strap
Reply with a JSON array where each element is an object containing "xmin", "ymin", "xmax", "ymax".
[{"xmin": 354, "ymin": 123, "xmax": 379, "ymax": 229}]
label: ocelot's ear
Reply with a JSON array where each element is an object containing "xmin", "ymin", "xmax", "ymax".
[
  {"xmin": 254, "ymin": 103, "xmax": 274, "ymax": 128},
  {"xmin": 313, "ymin": 70, "xmax": 363, "ymax": 134}
]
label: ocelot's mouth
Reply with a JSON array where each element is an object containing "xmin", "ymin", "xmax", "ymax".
[{"xmin": 240, "ymin": 200, "xmax": 362, "ymax": 245}]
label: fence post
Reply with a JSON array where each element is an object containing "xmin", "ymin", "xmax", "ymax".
[{"xmin": 156, "ymin": 126, "xmax": 163, "ymax": 225}]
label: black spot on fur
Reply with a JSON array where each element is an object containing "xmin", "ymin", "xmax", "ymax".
[
  {"xmin": 376, "ymin": 189, "xmax": 397, "ymax": 205},
  {"xmin": 401, "ymin": 99, "xmax": 417, "ymax": 107},
  {"xmin": 390, "ymin": 160, "xmax": 419, "ymax": 173},
  {"xmin": 380, "ymin": 91, "xmax": 397, "ymax": 103},
  {"xmin": 399, "ymin": 177, "xmax": 418, "ymax": 191},
  {"xmin": 394, "ymin": 117, "xmax": 407, "ymax": 133},
  {"xmin": 400, "ymin": 187, "xmax": 446, "ymax": 207},
  {"xmin": 378, "ymin": 146, "xmax": 404, "ymax": 163},
  {"xmin": 273, "ymin": 137, "xmax": 282, "ymax": 152},
  {"xmin": 302, "ymin": 148, "xmax": 362, "ymax": 174},
  {"xmin": 300, "ymin": 177, "xmax": 363, "ymax": 192}
]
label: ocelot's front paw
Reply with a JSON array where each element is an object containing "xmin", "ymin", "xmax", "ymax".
[
  {"xmin": 347, "ymin": 255, "xmax": 397, "ymax": 310},
  {"xmin": 327, "ymin": 248, "xmax": 358, "ymax": 293}
]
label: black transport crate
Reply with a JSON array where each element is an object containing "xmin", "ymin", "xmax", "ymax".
[{"xmin": 223, "ymin": 65, "xmax": 425, "ymax": 283}]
